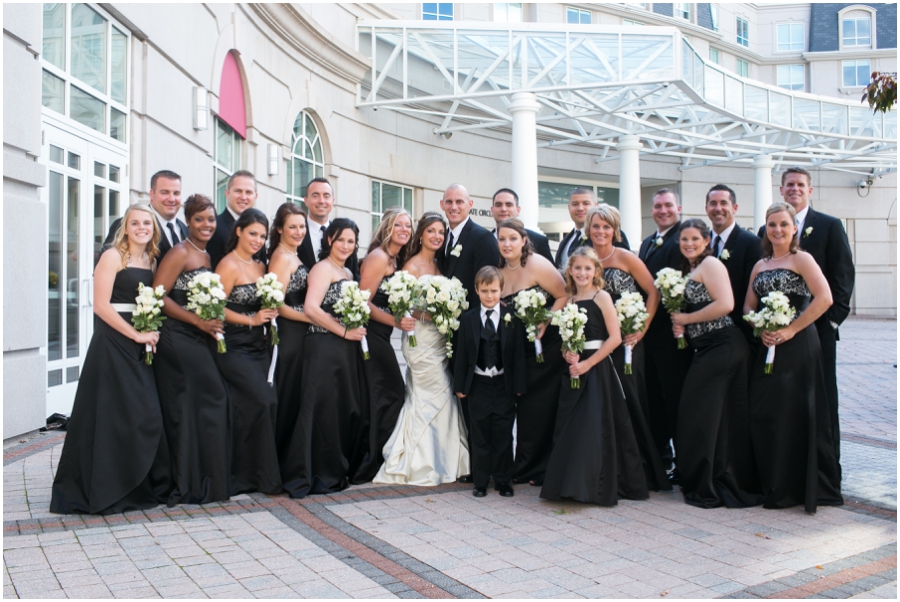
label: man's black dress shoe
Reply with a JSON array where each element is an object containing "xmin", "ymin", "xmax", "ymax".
[
  {"xmin": 473, "ymin": 487, "xmax": 487, "ymax": 497},
  {"xmin": 496, "ymin": 482, "xmax": 514, "ymax": 497},
  {"xmin": 458, "ymin": 474, "xmax": 473, "ymax": 483}
]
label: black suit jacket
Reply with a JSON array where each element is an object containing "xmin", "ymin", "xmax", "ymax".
[
  {"xmin": 718, "ymin": 225, "xmax": 762, "ymax": 341},
  {"xmin": 439, "ymin": 219, "xmax": 501, "ymax": 310},
  {"xmin": 491, "ymin": 227, "xmax": 553, "ymax": 264},
  {"xmin": 639, "ymin": 224, "xmax": 683, "ymax": 332},
  {"xmin": 102, "ymin": 215, "xmax": 188, "ymax": 263},
  {"xmin": 757, "ymin": 208, "xmax": 854, "ymax": 329},
  {"xmin": 207, "ymin": 210, "xmax": 236, "ymax": 269},
  {"xmin": 453, "ymin": 306, "xmax": 526, "ymax": 398},
  {"xmin": 297, "ymin": 217, "xmax": 360, "ymax": 280},
  {"xmin": 554, "ymin": 228, "xmax": 631, "ymax": 269}
]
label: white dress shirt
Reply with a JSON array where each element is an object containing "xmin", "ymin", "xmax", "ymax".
[
  {"xmin": 474, "ymin": 304, "xmax": 503, "ymax": 377},
  {"xmin": 151, "ymin": 206, "xmax": 181, "ymax": 247},
  {"xmin": 710, "ymin": 222, "xmax": 736, "ymax": 256},
  {"xmin": 446, "ymin": 217, "xmax": 469, "ymax": 253},
  {"xmin": 794, "ymin": 206, "xmax": 809, "ymax": 234},
  {"xmin": 308, "ymin": 218, "xmax": 330, "ymax": 260},
  {"xmin": 655, "ymin": 224, "xmax": 675, "ymax": 239},
  {"xmin": 560, "ymin": 227, "xmax": 585, "ymax": 262}
]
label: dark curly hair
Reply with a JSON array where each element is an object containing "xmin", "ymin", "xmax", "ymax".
[
  {"xmin": 497, "ymin": 218, "xmax": 534, "ymax": 268},
  {"xmin": 225, "ymin": 208, "xmax": 269, "ymax": 263},
  {"xmin": 318, "ymin": 218, "xmax": 360, "ymax": 268}
]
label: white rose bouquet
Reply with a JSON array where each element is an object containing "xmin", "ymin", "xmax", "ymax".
[
  {"xmin": 551, "ymin": 303, "xmax": 589, "ymax": 389},
  {"xmin": 186, "ymin": 271, "xmax": 228, "ymax": 353},
  {"xmin": 333, "ymin": 281, "xmax": 372, "ymax": 359},
  {"xmin": 614, "ymin": 291, "xmax": 649, "ymax": 375},
  {"xmin": 132, "ymin": 283, "xmax": 167, "ymax": 365},
  {"xmin": 654, "ymin": 267, "xmax": 689, "ymax": 350},
  {"xmin": 421, "ymin": 275, "xmax": 468, "ymax": 358},
  {"xmin": 744, "ymin": 291, "xmax": 796, "ymax": 375},
  {"xmin": 256, "ymin": 272, "xmax": 285, "ymax": 346},
  {"xmin": 381, "ymin": 270, "xmax": 421, "ymax": 348},
  {"xmin": 513, "ymin": 288, "xmax": 551, "ymax": 362}
]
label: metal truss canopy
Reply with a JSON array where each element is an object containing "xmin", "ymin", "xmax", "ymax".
[{"xmin": 356, "ymin": 21, "xmax": 897, "ymax": 175}]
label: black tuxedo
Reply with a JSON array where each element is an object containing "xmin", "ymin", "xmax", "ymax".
[
  {"xmin": 439, "ymin": 219, "xmax": 501, "ymax": 311},
  {"xmin": 716, "ymin": 225, "xmax": 762, "ymax": 343},
  {"xmin": 638, "ymin": 223, "xmax": 692, "ymax": 466},
  {"xmin": 454, "ymin": 306, "xmax": 526, "ymax": 489},
  {"xmin": 758, "ymin": 207, "xmax": 854, "ymax": 464},
  {"xmin": 491, "ymin": 227, "xmax": 553, "ymax": 264},
  {"xmin": 207, "ymin": 209, "xmax": 236, "ymax": 269},
  {"xmin": 102, "ymin": 215, "xmax": 188, "ymax": 264},
  {"xmin": 297, "ymin": 217, "xmax": 360, "ymax": 280},
  {"xmin": 554, "ymin": 227, "xmax": 631, "ymax": 270}
]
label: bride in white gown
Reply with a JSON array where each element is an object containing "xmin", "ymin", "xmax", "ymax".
[{"xmin": 374, "ymin": 212, "xmax": 470, "ymax": 485}]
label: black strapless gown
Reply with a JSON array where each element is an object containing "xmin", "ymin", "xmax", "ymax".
[
  {"xmin": 603, "ymin": 268, "xmax": 672, "ymax": 492},
  {"xmin": 541, "ymin": 298, "xmax": 648, "ymax": 506},
  {"xmin": 215, "ymin": 283, "xmax": 282, "ymax": 495},
  {"xmin": 275, "ymin": 265, "xmax": 309, "ymax": 471},
  {"xmin": 676, "ymin": 280, "xmax": 761, "ymax": 509},
  {"xmin": 354, "ymin": 276, "xmax": 406, "ymax": 483},
  {"xmin": 282, "ymin": 280, "xmax": 368, "ymax": 497},
  {"xmin": 155, "ymin": 267, "xmax": 230, "ymax": 505},
  {"xmin": 748, "ymin": 269, "xmax": 842, "ymax": 513},
  {"xmin": 51, "ymin": 268, "xmax": 171, "ymax": 514},
  {"xmin": 502, "ymin": 286, "xmax": 563, "ymax": 484}
]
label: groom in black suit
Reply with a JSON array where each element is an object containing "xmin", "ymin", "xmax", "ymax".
[
  {"xmin": 207, "ymin": 170, "xmax": 258, "ymax": 268},
  {"xmin": 554, "ymin": 188, "xmax": 630, "ymax": 270},
  {"xmin": 296, "ymin": 177, "xmax": 359, "ymax": 278},
  {"xmin": 758, "ymin": 167, "xmax": 854, "ymax": 466},
  {"xmin": 102, "ymin": 170, "xmax": 187, "ymax": 262},
  {"xmin": 489, "ymin": 188, "xmax": 553, "ymax": 263}
]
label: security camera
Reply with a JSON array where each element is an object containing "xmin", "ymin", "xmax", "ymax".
[{"xmin": 857, "ymin": 180, "xmax": 869, "ymax": 189}]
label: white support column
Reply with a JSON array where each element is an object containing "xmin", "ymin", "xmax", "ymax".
[
  {"xmin": 509, "ymin": 92, "xmax": 541, "ymax": 230},
  {"xmin": 753, "ymin": 155, "xmax": 775, "ymax": 231},
  {"xmin": 617, "ymin": 135, "xmax": 643, "ymax": 247}
]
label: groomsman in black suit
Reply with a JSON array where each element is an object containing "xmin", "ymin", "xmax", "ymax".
[
  {"xmin": 554, "ymin": 188, "xmax": 630, "ymax": 270},
  {"xmin": 103, "ymin": 170, "xmax": 187, "ymax": 262},
  {"xmin": 489, "ymin": 188, "xmax": 553, "ymax": 263},
  {"xmin": 296, "ymin": 177, "xmax": 359, "ymax": 278},
  {"xmin": 207, "ymin": 170, "xmax": 258, "ymax": 268},
  {"xmin": 705, "ymin": 184, "xmax": 761, "ymax": 343},
  {"xmin": 758, "ymin": 167, "xmax": 854, "ymax": 466},
  {"xmin": 638, "ymin": 188, "xmax": 692, "ymax": 479}
]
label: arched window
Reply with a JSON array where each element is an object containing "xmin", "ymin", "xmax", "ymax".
[{"xmin": 286, "ymin": 111, "xmax": 324, "ymax": 205}]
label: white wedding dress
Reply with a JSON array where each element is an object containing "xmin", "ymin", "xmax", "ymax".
[{"xmin": 373, "ymin": 275, "xmax": 470, "ymax": 485}]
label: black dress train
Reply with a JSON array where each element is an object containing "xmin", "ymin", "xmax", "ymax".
[
  {"xmin": 51, "ymin": 267, "xmax": 171, "ymax": 514},
  {"xmin": 275, "ymin": 265, "xmax": 309, "ymax": 473},
  {"xmin": 540, "ymin": 296, "xmax": 649, "ymax": 506},
  {"xmin": 155, "ymin": 267, "xmax": 230, "ymax": 505},
  {"xmin": 749, "ymin": 268, "xmax": 842, "ymax": 513},
  {"xmin": 354, "ymin": 276, "xmax": 406, "ymax": 483},
  {"xmin": 215, "ymin": 283, "xmax": 282, "ymax": 495},
  {"xmin": 604, "ymin": 268, "xmax": 672, "ymax": 492}
]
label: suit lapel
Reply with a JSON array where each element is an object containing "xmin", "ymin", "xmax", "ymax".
[
  {"xmin": 723, "ymin": 225, "xmax": 741, "ymax": 252},
  {"xmin": 445, "ymin": 219, "xmax": 473, "ymax": 277},
  {"xmin": 155, "ymin": 217, "xmax": 172, "ymax": 253},
  {"xmin": 799, "ymin": 208, "xmax": 818, "ymax": 251}
]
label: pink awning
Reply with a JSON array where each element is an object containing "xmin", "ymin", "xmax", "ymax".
[{"xmin": 218, "ymin": 51, "xmax": 246, "ymax": 138}]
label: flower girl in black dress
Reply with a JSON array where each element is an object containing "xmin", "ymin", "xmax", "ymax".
[
  {"xmin": 51, "ymin": 204, "xmax": 171, "ymax": 514},
  {"xmin": 153, "ymin": 195, "xmax": 230, "ymax": 505},
  {"xmin": 541, "ymin": 247, "xmax": 648, "ymax": 506},
  {"xmin": 215, "ymin": 208, "xmax": 282, "ymax": 495}
]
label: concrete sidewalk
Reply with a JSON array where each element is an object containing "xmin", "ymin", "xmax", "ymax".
[{"xmin": 4, "ymin": 317, "xmax": 896, "ymax": 599}]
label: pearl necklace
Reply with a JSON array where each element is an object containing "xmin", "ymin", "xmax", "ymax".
[
  {"xmin": 186, "ymin": 238, "xmax": 207, "ymax": 254},
  {"xmin": 327, "ymin": 256, "xmax": 345, "ymax": 270},
  {"xmin": 772, "ymin": 251, "xmax": 792, "ymax": 262},
  {"xmin": 232, "ymin": 250, "xmax": 254, "ymax": 265},
  {"xmin": 598, "ymin": 247, "xmax": 615, "ymax": 263}
]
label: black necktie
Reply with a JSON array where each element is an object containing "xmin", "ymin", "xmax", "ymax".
[
  {"xmin": 320, "ymin": 225, "xmax": 326, "ymax": 235},
  {"xmin": 484, "ymin": 310, "xmax": 496, "ymax": 367},
  {"xmin": 713, "ymin": 235, "xmax": 722, "ymax": 257},
  {"xmin": 167, "ymin": 222, "xmax": 179, "ymax": 244},
  {"xmin": 447, "ymin": 231, "xmax": 455, "ymax": 254}
]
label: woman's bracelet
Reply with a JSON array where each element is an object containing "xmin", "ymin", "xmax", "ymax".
[{"xmin": 343, "ymin": 326, "xmax": 348, "ymax": 339}]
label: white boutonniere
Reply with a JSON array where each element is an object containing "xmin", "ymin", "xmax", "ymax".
[
  {"xmin": 804, "ymin": 227, "xmax": 813, "ymax": 238},
  {"xmin": 580, "ymin": 234, "xmax": 587, "ymax": 244},
  {"xmin": 503, "ymin": 313, "xmax": 512, "ymax": 324},
  {"xmin": 719, "ymin": 249, "xmax": 730, "ymax": 261},
  {"xmin": 450, "ymin": 244, "xmax": 462, "ymax": 257},
  {"xmin": 655, "ymin": 237, "xmax": 664, "ymax": 247}
]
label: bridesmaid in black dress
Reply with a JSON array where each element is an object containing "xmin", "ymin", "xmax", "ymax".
[
  {"xmin": 355, "ymin": 207, "xmax": 416, "ymax": 483},
  {"xmin": 541, "ymin": 247, "xmax": 648, "ymax": 505},
  {"xmin": 153, "ymin": 194, "xmax": 230, "ymax": 505},
  {"xmin": 586, "ymin": 206, "xmax": 670, "ymax": 492},
  {"xmin": 669, "ymin": 219, "xmax": 760, "ymax": 508},
  {"xmin": 284, "ymin": 218, "xmax": 368, "ymax": 497},
  {"xmin": 267, "ymin": 203, "xmax": 312, "ymax": 489},
  {"xmin": 51, "ymin": 204, "xmax": 170, "ymax": 514},
  {"xmin": 496, "ymin": 219, "xmax": 567, "ymax": 486},
  {"xmin": 744, "ymin": 203, "xmax": 842, "ymax": 513},
  {"xmin": 215, "ymin": 208, "xmax": 282, "ymax": 495}
]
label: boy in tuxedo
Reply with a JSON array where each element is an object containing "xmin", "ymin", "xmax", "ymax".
[{"xmin": 454, "ymin": 267, "xmax": 526, "ymax": 498}]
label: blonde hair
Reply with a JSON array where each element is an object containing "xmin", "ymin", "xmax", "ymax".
[
  {"xmin": 368, "ymin": 206, "xmax": 413, "ymax": 266},
  {"xmin": 563, "ymin": 246, "xmax": 606, "ymax": 295},
  {"xmin": 114, "ymin": 203, "xmax": 160, "ymax": 268},
  {"xmin": 762, "ymin": 202, "xmax": 800, "ymax": 258},
  {"xmin": 586, "ymin": 205, "xmax": 623, "ymax": 243}
]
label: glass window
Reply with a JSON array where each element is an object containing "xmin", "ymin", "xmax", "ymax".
[
  {"xmin": 776, "ymin": 64, "xmax": 805, "ymax": 91},
  {"xmin": 213, "ymin": 118, "xmax": 241, "ymax": 211},
  {"xmin": 623, "ymin": 19, "xmax": 644, "ymax": 26},
  {"xmin": 69, "ymin": 86, "xmax": 106, "ymax": 133},
  {"xmin": 70, "ymin": 3, "xmax": 107, "ymax": 94},
  {"xmin": 736, "ymin": 58, "xmax": 749, "ymax": 78},
  {"xmin": 42, "ymin": 69, "xmax": 65, "ymax": 113},
  {"xmin": 567, "ymin": 7, "xmax": 591, "ymax": 24},
  {"xmin": 494, "ymin": 3, "xmax": 522, "ymax": 22},
  {"xmin": 110, "ymin": 27, "xmax": 127, "ymax": 103},
  {"xmin": 422, "ymin": 3, "xmax": 453, "ymax": 20},
  {"xmin": 286, "ymin": 111, "xmax": 325, "ymax": 207},
  {"xmin": 675, "ymin": 3, "xmax": 690, "ymax": 20},
  {"xmin": 47, "ymin": 170, "xmax": 63, "ymax": 362},
  {"xmin": 736, "ymin": 16, "xmax": 749, "ymax": 47},
  {"xmin": 710, "ymin": 5, "xmax": 718, "ymax": 31},
  {"xmin": 776, "ymin": 23, "xmax": 804, "ymax": 52},
  {"xmin": 709, "ymin": 48, "xmax": 720, "ymax": 64},
  {"xmin": 842, "ymin": 17, "xmax": 872, "ymax": 48},
  {"xmin": 371, "ymin": 180, "xmax": 413, "ymax": 233},
  {"xmin": 110, "ymin": 107, "xmax": 126, "ymax": 142},
  {"xmin": 49, "ymin": 145, "xmax": 65, "ymax": 164},
  {"xmin": 42, "ymin": 3, "xmax": 66, "ymax": 69},
  {"xmin": 842, "ymin": 59, "xmax": 870, "ymax": 87},
  {"xmin": 66, "ymin": 176, "xmax": 79, "ymax": 358}
]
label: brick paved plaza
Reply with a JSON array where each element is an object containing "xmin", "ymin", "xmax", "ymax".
[{"xmin": 4, "ymin": 318, "xmax": 896, "ymax": 599}]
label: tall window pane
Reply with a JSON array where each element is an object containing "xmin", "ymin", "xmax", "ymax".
[
  {"xmin": 777, "ymin": 64, "xmax": 804, "ymax": 91},
  {"xmin": 843, "ymin": 17, "xmax": 871, "ymax": 47},
  {"xmin": 736, "ymin": 59, "xmax": 749, "ymax": 78},
  {"xmin": 42, "ymin": 3, "xmax": 66, "ymax": 69},
  {"xmin": 48, "ymin": 171, "xmax": 64, "ymax": 361},
  {"xmin": 42, "ymin": 69, "xmax": 65, "ymax": 113},
  {"xmin": 736, "ymin": 17, "xmax": 749, "ymax": 47},
  {"xmin": 287, "ymin": 111, "xmax": 324, "ymax": 205},
  {"xmin": 110, "ymin": 107, "xmax": 126, "ymax": 142},
  {"xmin": 69, "ymin": 86, "xmax": 106, "ymax": 133},
  {"xmin": 70, "ymin": 3, "xmax": 108, "ymax": 94},
  {"xmin": 111, "ymin": 28, "xmax": 127, "ymax": 103},
  {"xmin": 66, "ymin": 176, "xmax": 80, "ymax": 358},
  {"xmin": 842, "ymin": 59, "xmax": 870, "ymax": 87}
]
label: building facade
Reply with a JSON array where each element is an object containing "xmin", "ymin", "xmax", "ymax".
[{"xmin": 3, "ymin": 2, "xmax": 897, "ymax": 439}]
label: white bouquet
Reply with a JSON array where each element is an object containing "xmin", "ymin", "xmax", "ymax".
[
  {"xmin": 614, "ymin": 291, "xmax": 649, "ymax": 375},
  {"xmin": 744, "ymin": 291, "xmax": 796, "ymax": 375},
  {"xmin": 421, "ymin": 275, "xmax": 468, "ymax": 358},
  {"xmin": 381, "ymin": 270, "xmax": 421, "ymax": 348},
  {"xmin": 256, "ymin": 272, "xmax": 285, "ymax": 346},
  {"xmin": 551, "ymin": 303, "xmax": 589, "ymax": 389},
  {"xmin": 333, "ymin": 281, "xmax": 372, "ymax": 359},
  {"xmin": 654, "ymin": 267, "xmax": 689, "ymax": 350},
  {"xmin": 186, "ymin": 271, "xmax": 228, "ymax": 353},
  {"xmin": 513, "ymin": 288, "xmax": 551, "ymax": 362},
  {"xmin": 132, "ymin": 283, "xmax": 167, "ymax": 365}
]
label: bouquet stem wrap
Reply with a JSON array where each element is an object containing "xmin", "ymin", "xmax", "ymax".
[
  {"xmin": 404, "ymin": 311, "xmax": 417, "ymax": 348},
  {"xmin": 361, "ymin": 335, "xmax": 370, "ymax": 360},
  {"xmin": 534, "ymin": 339, "xmax": 543, "ymax": 362},
  {"xmin": 624, "ymin": 344, "xmax": 634, "ymax": 375},
  {"xmin": 676, "ymin": 333, "xmax": 687, "ymax": 350},
  {"xmin": 765, "ymin": 345, "xmax": 776, "ymax": 375},
  {"xmin": 215, "ymin": 332, "xmax": 226, "ymax": 354},
  {"xmin": 144, "ymin": 344, "xmax": 153, "ymax": 365},
  {"xmin": 267, "ymin": 341, "xmax": 278, "ymax": 385}
]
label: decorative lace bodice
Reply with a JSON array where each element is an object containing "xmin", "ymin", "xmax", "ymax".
[
  {"xmin": 751, "ymin": 268, "xmax": 811, "ymax": 317},
  {"xmin": 603, "ymin": 267, "xmax": 639, "ymax": 302},
  {"xmin": 308, "ymin": 280, "xmax": 346, "ymax": 334},
  {"xmin": 284, "ymin": 264, "xmax": 309, "ymax": 310},
  {"xmin": 371, "ymin": 275, "xmax": 392, "ymax": 315},
  {"xmin": 684, "ymin": 279, "xmax": 733, "ymax": 339},
  {"xmin": 226, "ymin": 283, "xmax": 260, "ymax": 316},
  {"xmin": 170, "ymin": 267, "xmax": 210, "ymax": 307}
]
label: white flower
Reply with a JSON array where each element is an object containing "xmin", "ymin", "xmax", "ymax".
[
  {"xmin": 655, "ymin": 237, "xmax": 663, "ymax": 246},
  {"xmin": 450, "ymin": 244, "xmax": 462, "ymax": 257},
  {"xmin": 504, "ymin": 313, "xmax": 512, "ymax": 324},
  {"xmin": 720, "ymin": 249, "xmax": 731, "ymax": 261},
  {"xmin": 804, "ymin": 227, "xmax": 813, "ymax": 238}
]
